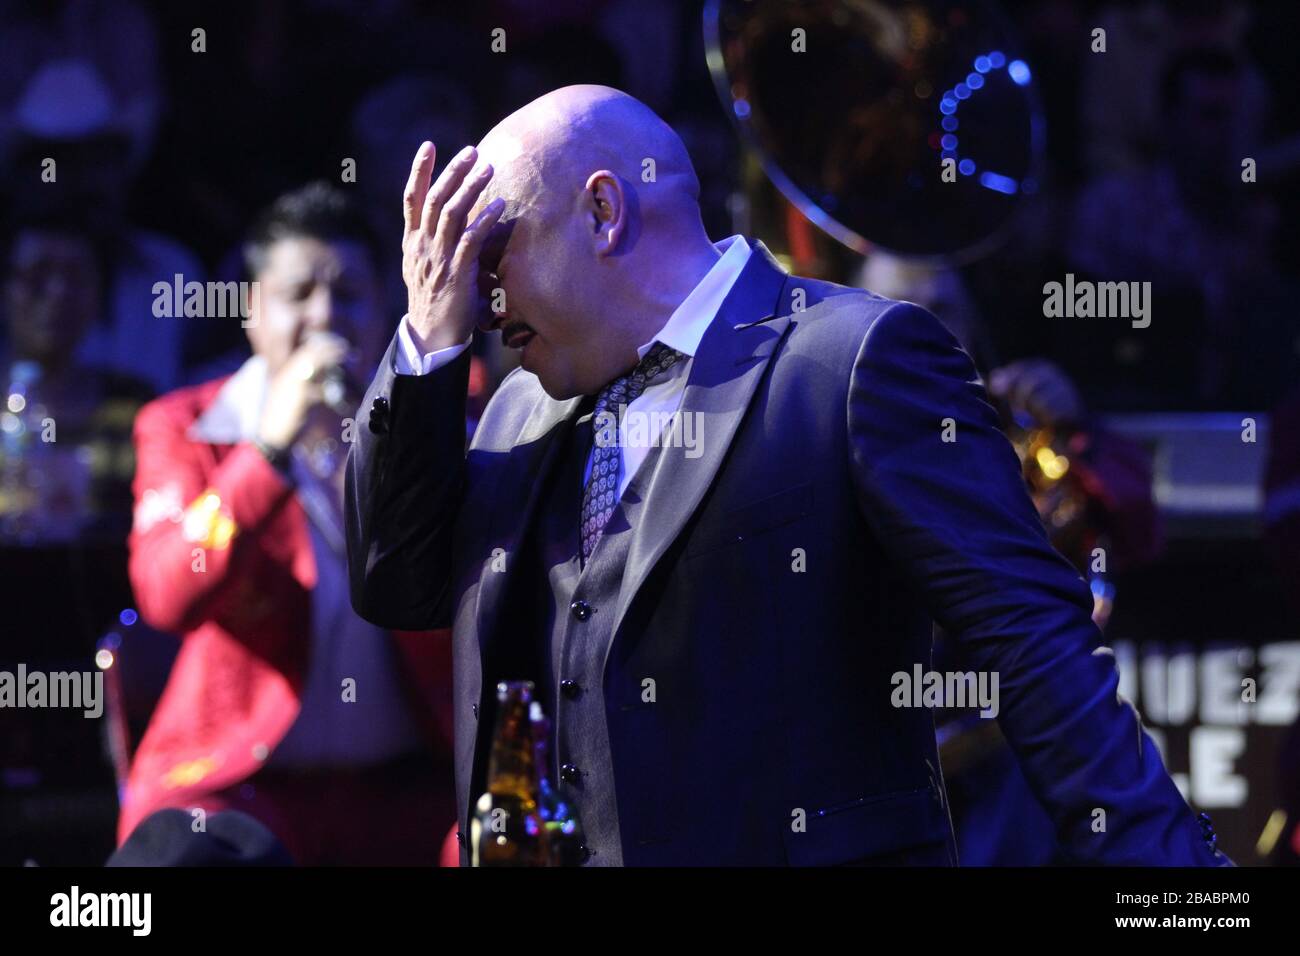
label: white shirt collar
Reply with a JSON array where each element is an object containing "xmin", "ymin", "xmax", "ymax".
[
  {"xmin": 636, "ymin": 235, "xmax": 751, "ymax": 360},
  {"xmin": 187, "ymin": 355, "xmax": 268, "ymax": 444}
]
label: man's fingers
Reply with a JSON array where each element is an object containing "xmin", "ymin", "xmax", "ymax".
[
  {"xmin": 452, "ymin": 197, "xmax": 507, "ymax": 273},
  {"xmin": 403, "ymin": 142, "xmax": 435, "ymax": 237},
  {"xmin": 435, "ymin": 162, "xmax": 494, "ymax": 261},
  {"xmin": 420, "ymin": 146, "xmax": 478, "ymax": 237}
]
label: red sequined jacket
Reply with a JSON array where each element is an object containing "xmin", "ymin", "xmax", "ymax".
[{"xmin": 118, "ymin": 375, "xmax": 454, "ymax": 843}]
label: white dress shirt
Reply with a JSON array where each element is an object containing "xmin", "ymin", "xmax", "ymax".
[{"xmin": 394, "ymin": 235, "xmax": 752, "ymax": 498}]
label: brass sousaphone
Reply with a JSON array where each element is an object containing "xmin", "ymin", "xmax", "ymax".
[
  {"xmin": 704, "ymin": 0, "xmax": 1046, "ymax": 260},
  {"xmin": 704, "ymin": 0, "xmax": 1103, "ymax": 611}
]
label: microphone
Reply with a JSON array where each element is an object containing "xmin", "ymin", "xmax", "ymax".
[
  {"xmin": 320, "ymin": 365, "xmax": 354, "ymax": 416},
  {"xmin": 304, "ymin": 332, "xmax": 360, "ymax": 417}
]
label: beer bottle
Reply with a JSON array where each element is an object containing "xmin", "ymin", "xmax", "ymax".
[
  {"xmin": 471, "ymin": 681, "xmax": 544, "ymax": 866},
  {"xmin": 530, "ymin": 702, "xmax": 585, "ymax": 865}
]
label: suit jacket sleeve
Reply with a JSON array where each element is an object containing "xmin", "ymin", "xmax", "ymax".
[
  {"xmin": 847, "ymin": 301, "xmax": 1227, "ymax": 865},
  {"xmin": 128, "ymin": 396, "xmax": 296, "ymax": 636},
  {"xmin": 345, "ymin": 333, "xmax": 470, "ymax": 629}
]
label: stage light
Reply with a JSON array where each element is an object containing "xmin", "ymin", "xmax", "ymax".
[{"xmin": 979, "ymin": 171, "xmax": 1018, "ymax": 195}]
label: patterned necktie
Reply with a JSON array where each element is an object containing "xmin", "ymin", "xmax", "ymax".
[{"xmin": 579, "ymin": 342, "xmax": 683, "ymax": 562}]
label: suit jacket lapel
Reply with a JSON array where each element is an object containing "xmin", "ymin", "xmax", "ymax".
[
  {"xmin": 472, "ymin": 390, "xmax": 583, "ymax": 660},
  {"xmin": 607, "ymin": 242, "xmax": 792, "ymax": 649}
]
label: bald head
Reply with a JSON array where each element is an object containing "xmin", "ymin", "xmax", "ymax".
[
  {"xmin": 465, "ymin": 86, "xmax": 722, "ymax": 399},
  {"xmin": 476, "ymin": 85, "xmax": 702, "ymax": 238}
]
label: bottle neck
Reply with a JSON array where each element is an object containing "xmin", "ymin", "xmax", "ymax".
[{"xmin": 485, "ymin": 693, "xmax": 537, "ymax": 799}]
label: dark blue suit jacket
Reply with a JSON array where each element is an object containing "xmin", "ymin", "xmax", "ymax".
[{"xmin": 346, "ymin": 241, "xmax": 1227, "ymax": 866}]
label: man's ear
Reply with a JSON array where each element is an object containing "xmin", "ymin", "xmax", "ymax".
[{"xmin": 585, "ymin": 170, "xmax": 625, "ymax": 257}]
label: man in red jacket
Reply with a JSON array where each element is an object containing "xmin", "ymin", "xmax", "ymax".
[{"xmin": 120, "ymin": 183, "xmax": 455, "ymax": 864}]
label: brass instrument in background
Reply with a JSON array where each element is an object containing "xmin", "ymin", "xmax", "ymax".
[
  {"xmin": 704, "ymin": 0, "xmax": 1104, "ymax": 610},
  {"xmin": 705, "ymin": 0, "xmax": 1044, "ymax": 262},
  {"xmin": 1008, "ymin": 419, "xmax": 1114, "ymax": 626}
]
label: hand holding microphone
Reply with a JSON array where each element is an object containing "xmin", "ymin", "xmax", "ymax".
[{"xmin": 255, "ymin": 332, "xmax": 352, "ymax": 453}]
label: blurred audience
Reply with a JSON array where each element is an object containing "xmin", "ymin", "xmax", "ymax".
[
  {"xmin": 0, "ymin": 0, "xmax": 161, "ymax": 168},
  {"xmin": 3, "ymin": 56, "xmax": 203, "ymax": 393},
  {"xmin": 1066, "ymin": 45, "xmax": 1293, "ymax": 410},
  {"xmin": 349, "ymin": 74, "xmax": 480, "ymax": 315},
  {"xmin": 1, "ymin": 209, "xmax": 151, "ymax": 543},
  {"xmin": 1078, "ymin": 0, "xmax": 1262, "ymax": 177}
]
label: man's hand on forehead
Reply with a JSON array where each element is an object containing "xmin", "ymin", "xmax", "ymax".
[{"xmin": 399, "ymin": 141, "xmax": 506, "ymax": 352}]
